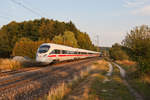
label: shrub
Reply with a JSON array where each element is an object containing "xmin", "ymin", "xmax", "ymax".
[
  {"xmin": 0, "ymin": 59, "xmax": 22, "ymax": 71},
  {"xmin": 138, "ymin": 58, "xmax": 150, "ymax": 74},
  {"xmin": 12, "ymin": 37, "xmax": 51, "ymax": 59},
  {"xmin": 122, "ymin": 25, "xmax": 150, "ymax": 74},
  {"xmin": 109, "ymin": 43, "xmax": 129, "ymax": 60}
]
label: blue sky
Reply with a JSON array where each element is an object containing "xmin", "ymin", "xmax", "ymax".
[{"xmin": 0, "ymin": 0, "xmax": 150, "ymax": 47}]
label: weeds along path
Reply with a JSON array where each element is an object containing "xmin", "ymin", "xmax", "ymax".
[
  {"xmin": 63, "ymin": 60, "xmax": 110, "ymax": 100},
  {"xmin": 113, "ymin": 63, "xmax": 143, "ymax": 100},
  {"xmin": 0, "ymin": 57, "xmax": 100, "ymax": 100},
  {"xmin": 62, "ymin": 60, "xmax": 138, "ymax": 100}
]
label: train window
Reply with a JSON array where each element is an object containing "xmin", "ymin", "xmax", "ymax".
[
  {"xmin": 55, "ymin": 50, "xmax": 60, "ymax": 54},
  {"xmin": 62, "ymin": 50, "xmax": 67, "ymax": 54},
  {"xmin": 69, "ymin": 51, "xmax": 74, "ymax": 54},
  {"xmin": 68, "ymin": 51, "xmax": 70, "ymax": 54},
  {"xmin": 67, "ymin": 51, "xmax": 71, "ymax": 54},
  {"xmin": 50, "ymin": 49, "xmax": 60, "ymax": 54},
  {"xmin": 38, "ymin": 45, "xmax": 50, "ymax": 53},
  {"xmin": 74, "ymin": 51, "xmax": 78, "ymax": 54},
  {"xmin": 50, "ymin": 50, "xmax": 55, "ymax": 54},
  {"xmin": 81, "ymin": 52, "xmax": 85, "ymax": 54}
]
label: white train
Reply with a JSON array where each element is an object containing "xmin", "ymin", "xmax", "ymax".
[{"xmin": 36, "ymin": 43, "xmax": 100, "ymax": 63}]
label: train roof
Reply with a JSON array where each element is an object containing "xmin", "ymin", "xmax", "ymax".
[{"xmin": 40, "ymin": 43, "xmax": 99, "ymax": 53}]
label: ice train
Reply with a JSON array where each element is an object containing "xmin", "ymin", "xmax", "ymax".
[{"xmin": 36, "ymin": 43, "xmax": 100, "ymax": 63}]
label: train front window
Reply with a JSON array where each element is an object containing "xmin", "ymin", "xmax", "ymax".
[{"xmin": 38, "ymin": 45, "xmax": 50, "ymax": 53}]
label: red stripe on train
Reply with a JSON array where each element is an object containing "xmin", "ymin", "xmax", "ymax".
[
  {"xmin": 48, "ymin": 55, "xmax": 56, "ymax": 57},
  {"xmin": 48, "ymin": 54, "xmax": 98, "ymax": 57}
]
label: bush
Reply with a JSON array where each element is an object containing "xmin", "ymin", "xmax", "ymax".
[
  {"xmin": 138, "ymin": 58, "xmax": 150, "ymax": 74},
  {"xmin": 122, "ymin": 25, "xmax": 150, "ymax": 74},
  {"xmin": 0, "ymin": 59, "xmax": 22, "ymax": 71},
  {"xmin": 109, "ymin": 43, "xmax": 129, "ymax": 60},
  {"xmin": 12, "ymin": 37, "xmax": 51, "ymax": 59}
]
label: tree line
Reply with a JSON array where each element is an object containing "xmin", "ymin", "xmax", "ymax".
[{"xmin": 0, "ymin": 18, "xmax": 99, "ymax": 58}]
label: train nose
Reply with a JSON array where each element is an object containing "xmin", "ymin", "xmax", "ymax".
[
  {"xmin": 36, "ymin": 54, "xmax": 52, "ymax": 63},
  {"xmin": 36, "ymin": 55, "xmax": 45, "ymax": 62}
]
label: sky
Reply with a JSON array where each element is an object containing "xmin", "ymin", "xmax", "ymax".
[{"xmin": 0, "ymin": 0, "xmax": 150, "ymax": 47}]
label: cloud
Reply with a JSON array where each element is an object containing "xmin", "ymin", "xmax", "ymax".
[
  {"xmin": 123, "ymin": 0, "xmax": 145, "ymax": 8},
  {"xmin": 123, "ymin": 0, "xmax": 150, "ymax": 16},
  {"xmin": 132, "ymin": 5, "xmax": 150, "ymax": 16}
]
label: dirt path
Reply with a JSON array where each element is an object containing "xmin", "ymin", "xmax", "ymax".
[{"xmin": 113, "ymin": 63, "xmax": 143, "ymax": 100}]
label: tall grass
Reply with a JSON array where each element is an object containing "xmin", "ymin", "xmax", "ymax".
[
  {"xmin": 45, "ymin": 82, "xmax": 69, "ymax": 100},
  {"xmin": 116, "ymin": 60, "xmax": 136, "ymax": 66},
  {"xmin": 43, "ymin": 60, "xmax": 109, "ymax": 100},
  {"xmin": 42, "ymin": 67, "xmax": 91, "ymax": 100},
  {"xmin": 0, "ymin": 59, "xmax": 22, "ymax": 71}
]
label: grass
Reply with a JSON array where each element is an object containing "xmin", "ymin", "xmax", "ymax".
[
  {"xmin": 115, "ymin": 60, "xmax": 150, "ymax": 100},
  {"xmin": 0, "ymin": 58, "xmax": 22, "ymax": 71},
  {"xmin": 42, "ymin": 82, "xmax": 69, "ymax": 100},
  {"xmin": 92, "ymin": 59, "xmax": 109, "ymax": 75},
  {"xmin": 115, "ymin": 60, "xmax": 136, "ymax": 66},
  {"xmin": 0, "ymin": 58, "xmax": 43, "ymax": 71},
  {"xmin": 40, "ymin": 60, "xmax": 109, "ymax": 100},
  {"xmin": 40, "ymin": 59, "xmax": 138, "ymax": 100},
  {"xmin": 89, "ymin": 61, "xmax": 135, "ymax": 100},
  {"xmin": 40, "ymin": 66, "xmax": 91, "ymax": 100}
]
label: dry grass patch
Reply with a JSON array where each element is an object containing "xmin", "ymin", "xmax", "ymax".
[
  {"xmin": 44, "ymin": 82, "xmax": 69, "ymax": 100},
  {"xmin": 91, "ymin": 73, "xmax": 106, "ymax": 80},
  {"xmin": 142, "ymin": 74, "xmax": 150, "ymax": 84},
  {"xmin": 41, "ymin": 60, "xmax": 110, "ymax": 100},
  {"xmin": 112, "ymin": 75, "xmax": 123, "ymax": 83},
  {"xmin": 41, "ymin": 66, "xmax": 92, "ymax": 100},
  {"xmin": 0, "ymin": 59, "xmax": 22, "ymax": 71},
  {"xmin": 116, "ymin": 60, "xmax": 136, "ymax": 66},
  {"xmin": 92, "ymin": 60, "xmax": 109, "ymax": 73},
  {"xmin": 0, "ymin": 58, "xmax": 45, "ymax": 71}
]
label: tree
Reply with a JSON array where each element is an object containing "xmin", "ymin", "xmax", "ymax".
[
  {"xmin": 12, "ymin": 38, "xmax": 34, "ymax": 58},
  {"xmin": 63, "ymin": 31, "xmax": 78, "ymax": 47},
  {"xmin": 12, "ymin": 37, "xmax": 51, "ymax": 59},
  {"xmin": 122, "ymin": 25, "xmax": 150, "ymax": 73},
  {"xmin": 52, "ymin": 35, "xmax": 64, "ymax": 44},
  {"xmin": 0, "ymin": 18, "xmax": 98, "ymax": 57},
  {"xmin": 39, "ymin": 21, "xmax": 54, "ymax": 40},
  {"xmin": 76, "ymin": 31, "xmax": 95, "ymax": 50}
]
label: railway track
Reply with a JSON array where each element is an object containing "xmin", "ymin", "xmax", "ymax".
[
  {"xmin": 0, "ymin": 67, "xmax": 40, "ymax": 78},
  {"xmin": 0, "ymin": 58, "xmax": 88, "ymax": 78},
  {"xmin": 0, "ymin": 57, "xmax": 100, "ymax": 100}
]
